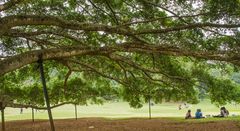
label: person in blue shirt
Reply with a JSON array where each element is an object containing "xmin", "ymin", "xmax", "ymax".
[{"xmin": 195, "ymin": 109, "xmax": 204, "ymax": 119}]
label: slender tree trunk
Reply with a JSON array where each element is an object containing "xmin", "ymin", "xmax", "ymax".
[
  {"xmin": 38, "ymin": 56, "xmax": 55, "ymax": 131},
  {"xmin": 148, "ymin": 97, "xmax": 151, "ymax": 119},
  {"xmin": 75, "ymin": 104, "xmax": 77, "ymax": 120},
  {"xmin": 32, "ymin": 108, "xmax": 34, "ymax": 122},
  {"xmin": 1, "ymin": 103, "xmax": 5, "ymax": 131}
]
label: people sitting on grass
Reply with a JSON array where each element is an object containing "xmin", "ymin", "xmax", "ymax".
[
  {"xmin": 213, "ymin": 107, "xmax": 229, "ymax": 117},
  {"xmin": 179, "ymin": 104, "xmax": 182, "ymax": 110},
  {"xmin": 185, "ymin": 109, "xmax": 205, "ymax": 119},
  {"xmin": 179, "ymin": 103, "xmax": 191, "ymax": 110},
  {"xmin": 195, "ymin": 109, "xmax": 205, "ymax": 119},
  {"xmin": 185, "ymin": 107, "xmax": 230, "ymax": 119},
  {"xmin": 185, "ymin": 110, "xmax": 192, "ymax": 119}
]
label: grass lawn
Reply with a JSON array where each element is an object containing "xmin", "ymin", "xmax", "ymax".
[{"xmin": 4, "ymin": 99, "xmax": 240, "ymax": 121}]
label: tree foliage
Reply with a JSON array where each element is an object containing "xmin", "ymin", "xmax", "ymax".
[{"xmin": 0, "ymin": 0, "xmax": 240, "ymax": 108}]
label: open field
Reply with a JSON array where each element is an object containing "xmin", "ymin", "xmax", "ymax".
[
  {"xmin": 3, "ymin": 118, "xmax": 240, "ymax": 131},
  {"xmin": 2, "ymin": 99, "xmax": 240, "ymax": 131},
  {"xmin": 4, "ymin": 99, "xmax": 240, "ymax": 121}
]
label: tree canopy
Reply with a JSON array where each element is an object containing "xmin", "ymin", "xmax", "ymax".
[{"xmin": 0, "ymin": 0, "xmax": 240, "ymax": 108}]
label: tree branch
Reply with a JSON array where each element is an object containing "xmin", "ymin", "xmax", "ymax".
[
  {"xmin": 67, "ymin": 59, "xmax": 128, "ymax": 86},
  {"xmin": 135, "ymin": 23, "xmax": 240, "ymax": 35},
  {"xmin": 0, "ymin": 15, "xmax": 132, "ymax": 36},
  {"xmin": 6, "ymin": 29, "xmax": 86, "ymax": 46},
  {"xmin": 1, "ymin": 42, "xmax": 240, "ymax": 76},
  {"xmin": 108, "ymin": 53, "xmax": 189, "ymax": 81},
  {"xmin": 24, "ymin": 36, "xmax": 60, "ymax": 48},
  {"xmin": 0, "ymin": 0, "xmax": 25, "ymax": 12},
  {"xmin": 105, "ymin": 0, "xmax": 119, "ymax": 25},
  {"xmin": 88, "ymin": 0, "xmax": 117, "ymax": 25},
  {"xmin": 1, "ymin": 15, "xmax": 239, "ymax": 37},
  {"xmin": 0, "ymin": 45, "xmax": 114, "ymax": 76},
  {"xmin": 6, "ymin": 101, "xmax": 76, "ymax": 110},
  {"xmin": 141, "ymin": 0, "xmax": 236, "ymax": 37}
]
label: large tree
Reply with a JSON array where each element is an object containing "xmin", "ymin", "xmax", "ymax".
[{"xmin": 0, "ymin": 0, "xmax": 240, "ymax": 107}]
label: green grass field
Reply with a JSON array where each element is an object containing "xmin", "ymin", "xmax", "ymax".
[{"xmin": 4, "ymin": 99, "xmax": 240, "ymax": 121}]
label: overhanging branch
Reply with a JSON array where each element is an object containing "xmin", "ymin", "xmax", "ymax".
[{"xmin": 1, "ymin": 42, "xmax": 240, "ymax": 76}]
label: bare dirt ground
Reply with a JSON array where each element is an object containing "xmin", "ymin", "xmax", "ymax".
[{"xmin": 2, "ymin": 118, "xmax": 240, "ymax": 131}]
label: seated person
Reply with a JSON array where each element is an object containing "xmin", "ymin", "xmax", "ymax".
[
  {"xmin": 195, "ymin": 109, "xmax": 204, "ymax": 119},
  {"xmin": 214, "ymin": 107, "xmax": 229, "ymax": 117},
  {"xmin": 221, "ymin": 107, "xmax": 229, "ymax": 117},
  {"xmin": 185, "ymin": 110, "xmax": 192, "ymax": 119}
]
